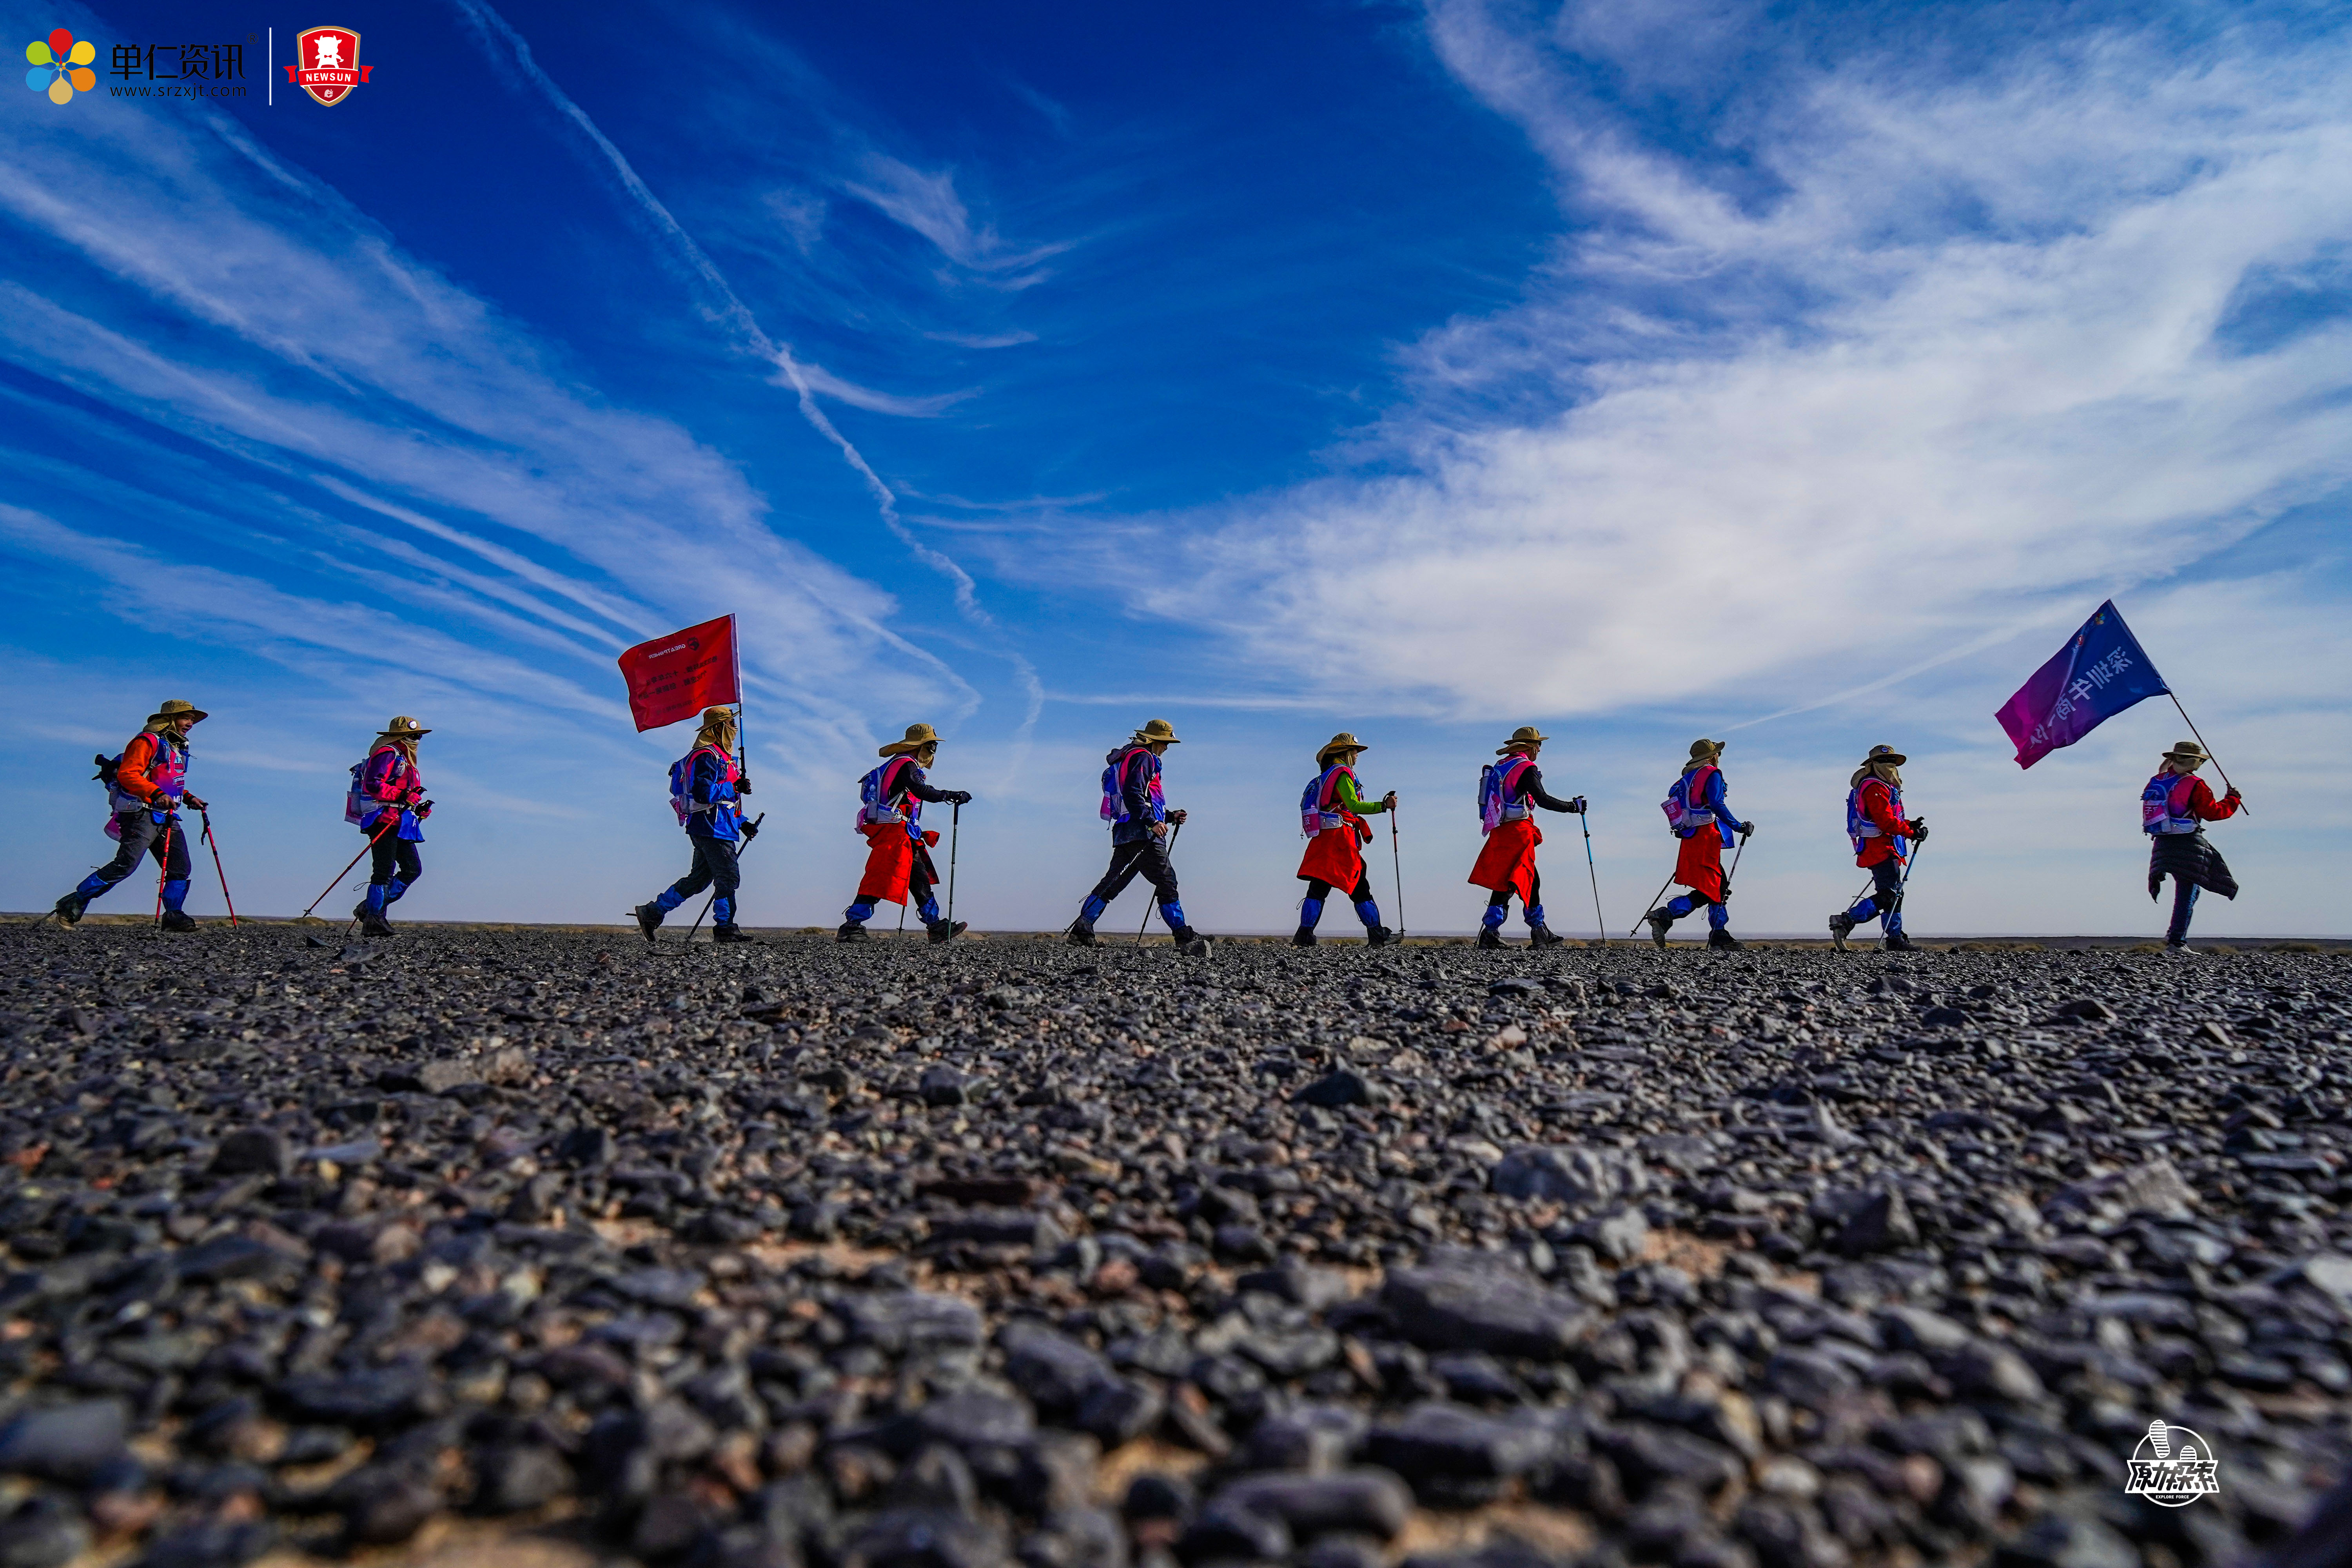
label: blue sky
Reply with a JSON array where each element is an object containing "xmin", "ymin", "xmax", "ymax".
[{"xmin": 3, "ymin": 0, "xmax": 2348, "ymax": 936}]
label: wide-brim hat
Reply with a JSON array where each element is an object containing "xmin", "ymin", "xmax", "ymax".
[
  {"xmin": 699, "ymin": 706, "xmax": 737, "ymax": 728},
  {"xmin": 1495, "ymin": 724, "xmax": 1550, "ymax": 755},
  {"xmin": 1318, "ymin": 731, "xmax": 1368, "ymax": 764},
  {"xmin": 147, "ymin": 699, "xmax": 207, "ymax": 726},
  {"xmin": 1860, "ymin": 744, "xmax": 1905, "ymax": 768},
  {"xmin": 2163, "ymin": 740, "xmax": 2209, "ymax": 766},
  {"xmin": 1135, "ymin": 718, "xmax": 1181, "ymax": 745},
  {"xmin": 1688, "ymin": 737, "xmax": 1726, "ymax": 761},
  {"xmin": 880, "ymin": 722, "xmax": 941, "ymax": 758},
  {"xmin": 380, "ymin": 715, "xmax": 431, "ymax": 739}
]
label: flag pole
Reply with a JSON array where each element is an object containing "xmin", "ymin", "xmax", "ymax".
[{"xmin": 2166, "ymin": 693, "xmax": 2246, "ymax": 815}]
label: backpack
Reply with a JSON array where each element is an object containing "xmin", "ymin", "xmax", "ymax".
[
  {"xmin": 1662, "ymin": 764, "xmax": 1718, "ymax": 836},
  {"xmin": 1100, "ymin": 745, "xmax": 1162, "ymax": 826},
  {"xmin": 670, "ymin": 745, "xmax": 734, "ymax": 826},
  {"xmin": 1846, "ymin": 778, "xmax": 1906, "ymax": 856},
  {"xmin": 2141, "ymin": 771, "xmax": 2201, "ymax": 835},
  {"xmin": 858, "ymin": 757, "xmax": 919, "ymax": 834},
  {"xmin": 1478, "ymin": 757, "xmax": 1534, "ymax": 836},
  {"xmin": 346, "ymin": 747, "xmax": 412, "ymax": 826},
  {"xmin": 1301, "ymin": 764, "xmax": 1353, "ymax": 836}
]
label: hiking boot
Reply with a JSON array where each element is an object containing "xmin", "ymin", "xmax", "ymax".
[
  {"xmin": 357, "ymin": 911, "xmax": 395, "ymax": 937},
  {"xmin": 632, "ymin": 902, "xmax": 665, "ymax": 942},
  {"xmin": 1365, "ymin": 925, "xmax": 1396, "ymax": 947},
  {"xmin": 837, "ymin": 921, "xmax": 870, "ymax": 944},
  {"xmin": 1828, "ymin": 911, "xmax": 1856, "ymax": 951},
  {"xmin": 1291, "ymin": 926, "xmax": 1317, "ymax": 948},
  {"xmin": 1179, "ymin": 934, "xmax": 1214, "ymax": 957},
  {"xmin": 1707, "ymin": 927, "xmax": 1743, "ymax": 951},
  {"xmin": 52, "ymin": 893, "xmax": 87, "ymax": 928},
  {"xmin": 714, "ymin": 923, "xmax": 757, "ymax": 944},
  {"xmin": 927, "ymin": 920, "xmax": 968, "ymax": 944},
  {"xmin": 1882, "ymin": 929, "xmax": 1916, "ymax": 953},
  {"xmin": 1528, "ymin": 924, "xmax": 1564, "ymax": 949},
  {"xmin": 1065, "ymin": 921, "xmax": 1097, "ymax": 947},
  {"xmin": 1646, "ymin": 909, "xmax": 1673, "ymax": 949},
  {"xmin": 1476, "ymin": 926, "xmax": 1506, "ymax": 950},
  {"xmin": 159, "ymin": 910, "xmax": 199, "ymax": 933}
]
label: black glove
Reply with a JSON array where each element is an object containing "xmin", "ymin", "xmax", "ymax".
[
  {"xmin": 948, "ymin": 790, "xmax": 974, "ymax": 806},
  {"xmin": 1909, "ymin": 821, "xmax": 1927, "ymax": 842},
  {"xmin": 737, "ymin": 772, "xmax": 752, "ymax": 794},
  {"xmin": 1569, "ymin": 796, "xmax": 1588, "ymax": 814},
  {"xmin": 741, "ymin": 818, "xmax": 761, "ymax": 840},
  {"xmin": 1739, "ymin": 821, "xmax": 1755, "ymax": 838},
  {"xmin": 416, "ymin": 800, "xmax": 434, "ymax": 819}
]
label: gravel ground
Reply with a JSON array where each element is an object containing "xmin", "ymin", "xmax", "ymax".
[{"xmin": 1, "ymin": 922, "xmax": 2348, "ymax": 1568}]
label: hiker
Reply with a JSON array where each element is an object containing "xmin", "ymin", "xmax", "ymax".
[
  {"xmin": 1293, "ymin": 732, "xmax": 1397, "ymax": 947},
  {"xmin": 1067, "ymin": 718, "xmax": 1211, "ymax": 954},
  {"xmin": 1829, "ymin": 744, "xmax": 1927, "ymax": 952},
  {"xmin": 633, "ymin": 706, "xmax": 758, "ymax": 944},
  {"xmin": 1646, "ymin": 738, "xmax": 1752, "ymax": 951},
  {"xmin": 54, "ymin": 699, "xmax": 210, "ymax": 931},
  {"xmin": 2144, "ymin": 739, "xmax": 2243, "ymax": 949},
  {"xmin": 1467, "ymin": 725, "xmax": 1586, "ymax": 949},
  {"xmin": 838, "ymin": 723, "xmax": 972, "ymax": 944},
  {"xmin": 348, "ymin": 716, "xmax": 433, "ymax": 937}
]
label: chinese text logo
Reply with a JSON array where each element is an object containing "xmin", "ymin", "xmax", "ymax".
[{"xmin": 2124, "ymin": 1420, "xmax": 2221, "ymax": 1508}]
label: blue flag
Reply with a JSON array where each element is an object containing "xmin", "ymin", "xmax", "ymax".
[{"xmin": 1994, "ymin": 600, "xmax": 2170, "ymax": 768}]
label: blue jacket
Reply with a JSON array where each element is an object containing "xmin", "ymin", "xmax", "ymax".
[{"xmin": 686, "ymin": 748, "xmax": 746, "ymax": 842}]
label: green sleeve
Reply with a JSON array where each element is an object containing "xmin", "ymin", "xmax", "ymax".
[{"xmin": 1334, "ymin": 771, "xmax": 1386, "ymax": 815}]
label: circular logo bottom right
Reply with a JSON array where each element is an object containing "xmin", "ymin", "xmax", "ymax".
[{"xmin": 2125, "ymin": 1419, "xmax": 2222, "ymax": 1508}]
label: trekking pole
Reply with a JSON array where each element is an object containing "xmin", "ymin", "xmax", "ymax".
[
  {"xmin": 1139, "ymin": 823, "xmax": 1181, "ymax": 945},
  {"xmin": 200, "ymin": 810, "xmax": 238, "ymax": 928},
  {"xmin": 1577, "ymin": 803, "xmax": 1606, "ymax": 948},
  {"xmin": 304, "ymin": 818, "xmax": 397, "ymax": 918},
  {"xmin": 947, "ymin": 802, "xmax": 961, "ymax": 929},
  {"xmin": 683, "ymin": 814, "xmax": 762, "ymax": 944},
  {"xmin": 151, "ymin": 820, "xmax": 175, "ymax": 926},
  {"xmin": 1388, "ymin": 806, "xmax": 1406, "ymax": 938},
  {"xmin": 1628, "ymin": 871, "xmax": 1674, "ymax": 938},
  {"xmin": 2166, "ymin": 693, "xmax": 2247, "ymax": 817}
]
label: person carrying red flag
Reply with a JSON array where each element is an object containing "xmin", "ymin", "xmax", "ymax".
[
  {"xmin": 838, "ymin": 724, "xmax": 971, "ymax": 944},
  {"xmin": 2143, "ymin": 739, "xmax": 2243, "ymax": 950},
  {"xmin": 1467, "ymin": 725, "xmax": 1586, "ymax": 949},
  {"xmin": 1292, "ymin": 733, "xmax": 1397, "ymax": 947},
  {"xmin": 1646, "ymin": 738, "xmax": 1752, "ymax": 951},
  {"xmin": 1829, "ymin": 744, "xmax": 1927, "ymax": 952},
  {"xmin": 633, "ymin": 706, "xmax": 758, "ymax": 944},
  {"xmin": 54, "ymin": 698, "xmax": 210, "ymax": 931},
  {"xmin": 348, "ymin": 716, "xmax": 433, "ymax": 936}
]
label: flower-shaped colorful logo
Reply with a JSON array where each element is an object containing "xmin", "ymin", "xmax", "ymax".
[{"xmin": 25, "ymin": 27, "xmax": 96, "ymax": 104}]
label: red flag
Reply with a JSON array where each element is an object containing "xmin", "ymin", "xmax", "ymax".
[{"xmin": 618, "ymin": 615, "xmax": 740, "ymax": 731}]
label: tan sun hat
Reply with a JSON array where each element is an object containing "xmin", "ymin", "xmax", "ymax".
[
  {"xmin": 1689, "ymin": 737, "xmax": 1726, "ymax": 762},
  {"xmin": 1318, "ymin": 731, "xmax": 1368, "ymax": 765},
  {"xmin": 880, "ymin": 722, "xmax": 941, "ymax": 758},
  {"xmin": 1134, "ymin": 718, "xmax": 1181, "ymax": 745},
  {"xmin": 379, "ymin": 715, "xmax": 432, "ymax": 740},
  {"xmin": 2163, "ymin": 739, "xmax": 2209, "ymax": 769},
  {"xmin": 1495, "ymin": 724, "xmax": 1550, "ymax": 755},
  {"xmin": 1859, "ymin": 743, "xmax": 1905, "ymax": 768},
  {"xmin": 147, "ymin": 698, "xmax": 207, "ymax": 726}
]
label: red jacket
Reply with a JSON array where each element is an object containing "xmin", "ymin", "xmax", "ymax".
[
  {"xmin": 1853, "ymin": 777, "xmax": 1921, "ymax": 869},
  {"xmin": 2171, "ymin": 774, "xmax": 2241, "ymax": 823}
]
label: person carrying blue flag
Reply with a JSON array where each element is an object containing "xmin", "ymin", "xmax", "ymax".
[
  {"xmin": 1067, "ymin": 719, "xmax": 1210, "ymax": 955},
  {"xmin": 633, "ymin": 706, "xmax": 758, "ymax": 944},
  {"xmin": 53, "ymin": 698, "xmax": 209, "ymax": 931},
  {"xmin": 1829, "ymin": 744, "xmax": 1927, "ymax": 952},
  {"xmin": 1646, "ymin": 738, "xmax": 1752, "ymax": 951},
  {"xmin": 2144, "ymin": 739, "xmax": 2242, "ymax": 950}
]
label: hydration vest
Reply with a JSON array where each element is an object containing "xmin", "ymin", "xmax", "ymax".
[
  {"xmin": 670, "ymin": 744, "xmax": 738, "ymax": 826},
  {"xmin": 1846, "ymin": 777, "xmax": 1909, "ymax": 857},
  {"xmin": 1301, "ymin": 764, "xmax": 1355, "ymax": 835},
  {"xmin": 1662, "ymin": 764, "xmax": 1717, "ymax": 837},
  {"xmin": 1100, "ymin": 745, "xmax": 1165, "ymax": 827},
  {"xmin": 1478, "ymin": 756, "xmax": 1535, "ymax": 836},
  {"xmin": 105, "ymin": 730, "xmax": 185, "ymax": 817},
  {"xmin": 347, "ymin": 745, "xmax": 417, "ymax": 827},
  {"xmin": 857, "ymin": 756, "xmax": 923, "ymax": 839},
  {"xmin": 2142, "ymin": 771, "xmax": 2201, "ymax": 835}
]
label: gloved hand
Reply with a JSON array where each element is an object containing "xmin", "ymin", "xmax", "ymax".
[
  {"xmin": 737, "ymin": 772, "xmax": 752, "ymax": 794},
  {"xmin": 1908, "ymin": 820, "xmax": 1927, "ymax": 842},
  {"xmin": 1381, "ymin": 790, "xmax": 1399, "ymax": 810},
  {"xmin": 181, "ymin": 792, "xmax": 208, "ymax": 811},
  {"xmin": 1738, "ymin": 821, "xmax": 1755, "ymax": 838},
  {"xmin": 1168, "ymin": 808, "xmax": 1189, "ymax": 826},
  {"xmin": 2225, "ymin": 788, "xmax": 2243, "ymax": 803},
  {"xmin": 947, "ymin": 790, "xmax": 974, "ymax": 806},
  {"xmin": 1569, "ymin": 796, "xmax": 1588, "ymax": 814},
  {"xmin": 416, "ymin": 800, "xmax": 435, "ymax": 819},
  {"xmin": 740, "ymin": 817, "xmax": 759, "ymax": 840}
]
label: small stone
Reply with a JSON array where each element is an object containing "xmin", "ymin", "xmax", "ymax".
[
  {"xmin": 1490, "ymin": 1143, "xmax": 1648, "ymax": 1205},
  {"xmin": 1296, "ymin": 1071, "xmax": 1385, "ymax": 1109},
  {"xmin": 208, "ymin": 1127, "xmax": 292, "ymax": 1178},
  {"xmin": 0, "ymin": 1400, "xmax": 127, "ymax": 1483},
  {"xmin": 1213, "ymin": 1470, "xmax": 1413, "ymax": 1541},
  {"xmin": 1382, "ymin": 1267, "xmax": 1591, "ymax": 1360}
]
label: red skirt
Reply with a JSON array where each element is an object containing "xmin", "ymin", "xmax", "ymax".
[
  {"xmin": 1467, "ymin": 818, "xmax": 1541, "ymax": 902},
  {"xmin": 1673, "ymin": 832, "xmax": 1725, "ymax": 902},
  {"xmin": 856, "ymin": 824, "xmax": 938, "ymax": 905},
  {"xmin": 1297, "ymin": 821, "xmax": 1368, "ymax": 889}
]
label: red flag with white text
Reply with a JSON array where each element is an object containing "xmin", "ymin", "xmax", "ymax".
[{"xmin": 617, "ymin": 615, "xmax": 740, "ymax": 731}]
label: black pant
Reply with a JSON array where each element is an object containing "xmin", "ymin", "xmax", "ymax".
[
  {"xmin": 1487, "ymin": 868, "xmax": 1540, "ymax": 909},
  {"xmin": 91, "ymin": 811, "xmax": 189, "ymax": 891},
  {"xmin": 1090, "ymin": 836, "xmax": 1181, "ymax": 909},
  {"xmin": 671, "ymin": 837, "xmax": 740, "ymax": 908},
  {"xmin": 1306, "ymin": 871, "xmax": 1373, "ymax": 903},
  {"xmin": 369, "ymin": 836, "xmax": 423, "ymax": 888}
]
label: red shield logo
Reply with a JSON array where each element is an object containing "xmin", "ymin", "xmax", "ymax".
[{"xmin": 293, "ymin": 25, "xmax": 363, "ymax": 105}]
